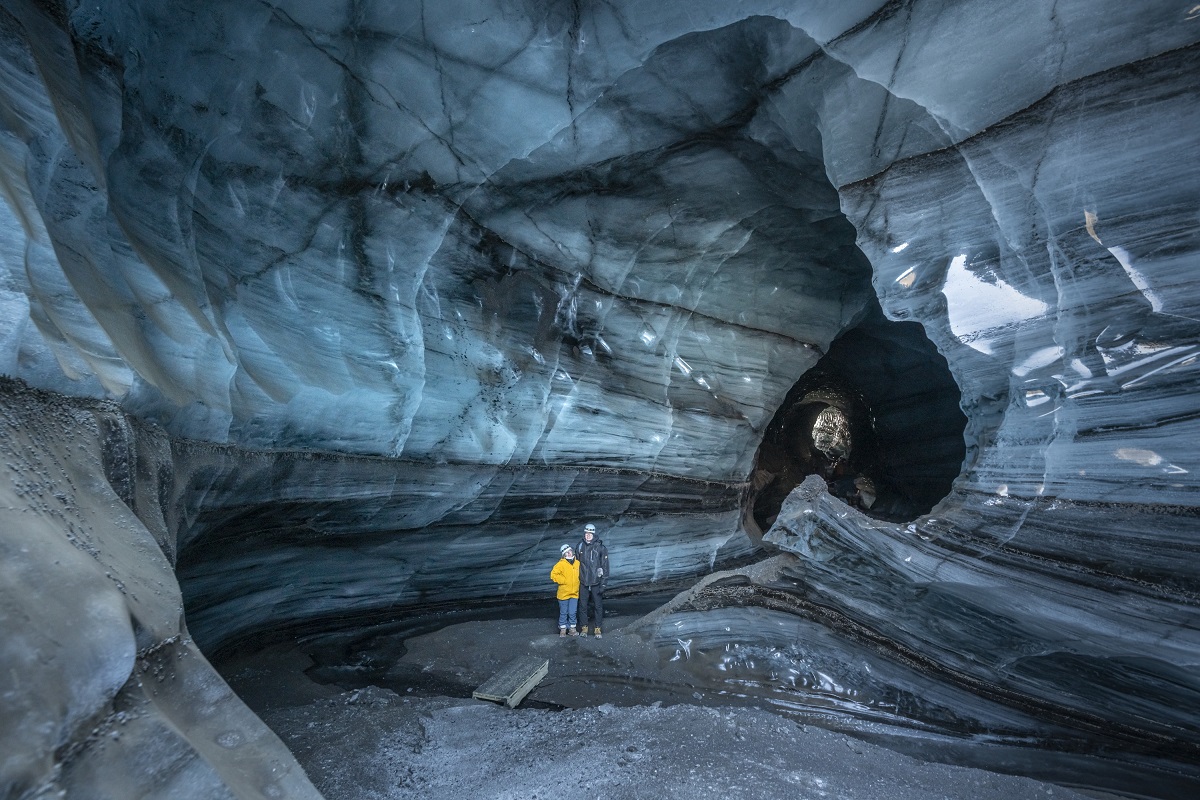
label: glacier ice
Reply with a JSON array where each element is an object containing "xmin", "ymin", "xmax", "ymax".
[{"xmin": 1, "ymin": 1, "xmax": 1198, "ymax": 797}]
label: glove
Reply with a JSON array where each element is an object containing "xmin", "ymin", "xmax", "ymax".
[{"xmin": 597, "ymin": 568, "xmax": 603, "ymax": 577}]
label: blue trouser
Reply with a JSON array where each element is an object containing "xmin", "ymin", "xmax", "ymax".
[
  {"xmin": 557, "ymin": 597, "xmax": 578, "ymax": 628},
  {"xmin": 580, "ymin": 584, "xmax": 604, "ymax": 628}
]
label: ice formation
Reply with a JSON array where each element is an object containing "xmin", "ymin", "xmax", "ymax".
[{"xmin": 0, "ymin": 1, "xmax": 1197, "ymax": 797}]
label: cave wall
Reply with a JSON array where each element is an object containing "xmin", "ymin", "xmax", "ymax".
[
  {"xmin": 0, "ymin": 381, "xmax": 321, "ymax": 799},
  {"xmin": 168, "ymin": 441, "xmax": 752, "ymax": 652}
]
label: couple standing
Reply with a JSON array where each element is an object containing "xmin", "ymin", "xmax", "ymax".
[{"xmin": 550, "ymin": 523, "xmax": 609, "ymax": 638}]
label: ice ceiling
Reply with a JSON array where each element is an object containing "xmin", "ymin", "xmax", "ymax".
[{"xmin": 1, "ymin": 1, "xmax": 1198, "ymax": 798}]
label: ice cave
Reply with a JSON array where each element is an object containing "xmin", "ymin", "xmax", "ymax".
[{"xmin": 1, "ymin": 1, "xmax": 1198, "ymax": 798}]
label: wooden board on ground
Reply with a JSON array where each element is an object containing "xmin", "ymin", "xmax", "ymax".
[{"xmin": 472, "ymin": 655, "xmax": 549, "ymax": 708}]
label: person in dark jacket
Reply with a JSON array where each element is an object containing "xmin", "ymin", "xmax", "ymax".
[{"xmin": 575, "ymin": 523, "xmax": 610, "ymax": 638}]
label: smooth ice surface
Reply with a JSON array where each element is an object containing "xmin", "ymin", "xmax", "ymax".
[{"xmin": 2, "ymin": 1, "xmax": 1199, "ymax": 798}]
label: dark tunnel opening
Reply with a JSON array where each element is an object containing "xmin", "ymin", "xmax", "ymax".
[{"xmin": 751, "ymin": 306, "xmax": 968, "ymax": 528}]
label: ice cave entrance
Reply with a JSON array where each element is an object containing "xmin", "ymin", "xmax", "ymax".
[{"xmin": 751, "ymin": 311, "xmax": 967, "ymax": 528}]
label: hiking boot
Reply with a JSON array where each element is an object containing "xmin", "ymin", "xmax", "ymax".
[
  {"xmin": 594, "ymin": 628, "xmax": 602, "ymax": 639},
  {"xmin": 559, "ymin": 627, "xmax": 566, "ymax": 638},
  {"xmin": 580, "ymin": 627, "xmax": 589, "ymax": 637},
  {"xmin": 567, "ymin": 626, "xmax": 579, "ymax": 636}
]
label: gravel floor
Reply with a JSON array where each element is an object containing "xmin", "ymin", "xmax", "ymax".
[{"xmin": 218, "ymin": 612, "xmax": 1108, "ymax": 800}]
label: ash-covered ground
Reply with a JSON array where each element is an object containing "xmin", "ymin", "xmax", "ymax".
[{"xmin": 216, "ymin": 599, "xmax": 1110, "ymax": 800}]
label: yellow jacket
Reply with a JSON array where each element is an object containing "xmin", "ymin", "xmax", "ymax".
[{"xmin": 550, "ymin": 557, "xmax": 580, "ymax": 600}]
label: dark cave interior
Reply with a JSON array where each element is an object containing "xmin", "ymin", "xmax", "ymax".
[{"xmin": 753, "ymin": 307, "xmax": 967, "ymax": 528}]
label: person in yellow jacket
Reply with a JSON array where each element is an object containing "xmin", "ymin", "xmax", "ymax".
[{"xmin": 550, "ymin": 544, "xmax": 581, "ymax": 637}]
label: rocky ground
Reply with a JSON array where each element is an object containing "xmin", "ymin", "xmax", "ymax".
[{"xmin": 215, "ymin": 597, "xmax": 1113, "ymax": 800}]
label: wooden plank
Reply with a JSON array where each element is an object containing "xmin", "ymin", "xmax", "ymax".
[{"xmin": 472, "ymin": 655, "xmax": 549, "ymax": 708}]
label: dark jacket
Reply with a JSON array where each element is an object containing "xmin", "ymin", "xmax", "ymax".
[{"xmin": 576, "ymin": 537, "xmax": 609, "ymax": 588}]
